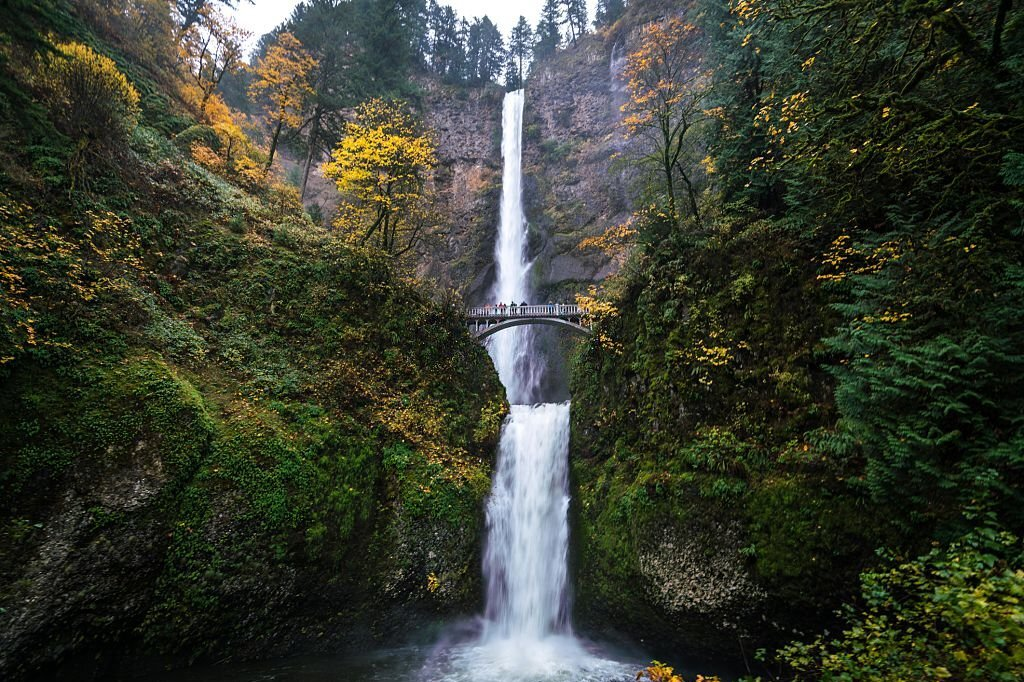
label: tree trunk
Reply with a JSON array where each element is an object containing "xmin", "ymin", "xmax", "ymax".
[
  {"xmin": 265, "ymin": 118, "xmax": 284, "ymax": 172},
  {"xmin": 992, "ymin": 0, "xmax": 1013, "ymax": 62},
  {"xmin": 663, "ymin": 148, "xmax": 677, "ymax": 223},
  {"xmin": 300, "ymin": 113, "xmax": 321, "ymax": 202}
]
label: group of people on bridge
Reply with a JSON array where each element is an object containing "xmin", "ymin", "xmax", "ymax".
[
  {"xmin": 474, "ymin": 302, "xmax": 578, "ymax": 317},
  {"xmin": 484, "ymin": 302, "xmax": 532, "ymax": 314},
  {"xmin": 466, "ymin": 301, "xmax": 589, "ymax": 337}
]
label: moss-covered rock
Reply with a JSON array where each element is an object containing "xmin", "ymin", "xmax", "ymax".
[{"xmin": 567, "ymin": 215, "xmax": 886, "ymax": 660}]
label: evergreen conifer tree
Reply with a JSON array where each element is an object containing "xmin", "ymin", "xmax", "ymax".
[
  {"xmin": 465, "ymin": 16, "xmax": 504, "ymax": 85},
  {"xmin": 595, "ymin": 0, "xmax": 626, "ymax": 29},
  {"xmin": 504, "ymin": 54, "xmax": 521, "ymax": 91},
  {"xmin": 534, "ymin": 0, "xmax": 562, "ymax": 58},
  {"xmin": 508, "ymin": 16, "xmax": 534, "ymax": 86},
  {"xmin": 563, "ymin": 0, "xmax": 587, "ymax": 44}
]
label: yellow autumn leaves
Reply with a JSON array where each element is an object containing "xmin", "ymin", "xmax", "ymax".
[
  {"xmin": 249, "ymin": 32, "xmax": 317, "ymax": 171},
  {"xmin": 323, "ymin": 99, "xmax": 437, "ymax": 257},
  {"xmin": 637, "ymin": 660, "xmax": 721, "ymax": 682},
  {"xmin": 33, "ymin": 41, "xmax": 141, "ymax": 182}
]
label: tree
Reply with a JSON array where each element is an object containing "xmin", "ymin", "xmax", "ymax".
[
  {"xmin": 352, "ymin": 0, "xmax": 425, "ymax": 95},
  {"xmin": 76, "ymin": 0, "xmax": 179, "ymax": 82},
  {"xmin": 508, "ymin": 16, "xmax": 534, "ymax": 86},
  {"xmin": 727, "ymin": 0, "xmax": 1024, "ymax": 530},
  {"xmin": 465, "ymin": 16, "xmax": 504, "ymax": 85},
  {"xmin": 35, "ymin": 40, "xmax": 141, "ymax": 182},
  {"xmin": 174, "ymin": 0, "xmax": 250, "ymax": 35},
  {"xmin": 248, "ymin": 32, "xmax": 317, "ymax": 172},
  {"xmin": 428, "ymin": 3, "xmax": 465, "ymax": 82},
  {"xmin": 322, "ymin": 98, "xmax": 437, "ymax": 256},
  {"xmin": 179, "ymin": 6, "xmax": 248, "ymax": 119},
  {"xmin": 534, "ymin": 0, "xmax": 562, "ymax": 58},
  {"xmin": 594, "ymin": 0, "xmax": 626, "ymax": 29},
  {"xmin": 503, "ymin": 54, "xmax": 521, "ymax": 91},
  {"xmin": 562, "ymin": 0, "xmax": 588, "ymax": 45},
  {"xmin": 621, "ymin": 18, "xmax": 710, "ymax": 225},
  {"xmin": 287, "ymin": 0, "xmax": 361, "ymax": 200}
]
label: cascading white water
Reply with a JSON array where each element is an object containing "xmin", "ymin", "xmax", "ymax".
[
  {"xmin": 487, "ymin": 90, "xmax": 542, "ymax": 405},
  {"xmin": 482, "ymin": 402, "xmax": 572, "ymax": 641},
  {"xmin": 425, "ymin": 89, "xmax": 632, "ymax": 682},
  {"xmin": 483, "ymin": 89, "xmax": 572, "ymax": 644}
]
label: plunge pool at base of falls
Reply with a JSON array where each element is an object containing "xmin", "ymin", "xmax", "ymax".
[{"xmin": 142, "ymin": 630, "xmax": 739, "ymax": 682}]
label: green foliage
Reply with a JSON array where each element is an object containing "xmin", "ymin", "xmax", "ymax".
[
  {"xmin": 823, "ymin": 222, "xmax": 1024, "ymax": 530},
  {"xmin": 594, "ymin": 0, "xmax": 626, "ymax": 30},
  {"xmin": 779, "ymin": 525, "xmax": 1024, "ymax": 682},
  {"xmin": 383, "ymin": 442, "xmax": 488, "ymax": 525},
  {"xmin": 0, "ymin": 6, "xmax": 507, "ymax": 667},
  {"xmin": 0, "ymin": 0, "xmax": 74, "ymax": 138},
  {"xmin": 174, "ymin": 124, "xmax": 221, "ymax": 152},
  {"xmin": 570, "ymin": 0, "xmax": 1024, "ymax": 658},
  {"xmin": 747, "ymin": 477, "xmax": 881, "ymax": 610},
  {"xmin": 0, "ymin": 357, "xmax": 213, "ymax": 503}
]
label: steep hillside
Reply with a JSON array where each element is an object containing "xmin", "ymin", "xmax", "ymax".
[{"xmin": 0, "ymin": 5, "xmax": 506, "ymax": 680}]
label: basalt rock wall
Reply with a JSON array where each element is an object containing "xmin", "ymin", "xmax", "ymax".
[
  {"xmin": 290, "ymin": 81, "xmax": 505, "ymax": 304},
  {"xmin": 519, "ymin": 31, "xmax": 635, "ymax": 304}
]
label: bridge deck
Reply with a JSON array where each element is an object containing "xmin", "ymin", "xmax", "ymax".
[{"xmin": 467, "ymin": 304, "xmax": 584, "ymax": 320}]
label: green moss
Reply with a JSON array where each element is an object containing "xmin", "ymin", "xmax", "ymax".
[
  {"xmin": 746, "ymin": 476, "xmax": 877, "ymax": 608},
  {"xmin": 0, "ymin": 356, "xmax": 213, "ymax": 503},
  {"xmin": 0, "ymin": 9, "xmax": 506, "ymax": 668},
  {"xmin": 383, "ymin": 443, "xmax": 489, "ymax": 526}
]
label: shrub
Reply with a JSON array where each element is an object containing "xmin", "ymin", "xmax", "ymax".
[
  {"xmin": 778, "ymin": 526, "xmax": 1024, "ymax": 681},
  {"xmin": 173, "ymin": 124, "xmax": 221, "ymax": 152},
  {"xmin": 35, "ymin": 41, "xmax": 140, "ymax": 161}
]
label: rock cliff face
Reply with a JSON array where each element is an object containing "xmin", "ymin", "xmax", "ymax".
[
  {"xmin": 293, "ymin": 48, "xmax": 633, "ymax": 307},
  {"xmin": 290, "ymin": 81, "xmax": 505, "ymax": 303},
  {"xmin": 520, "ymin": 32, "xmax": 635, "ymax": 302},
  {"xmin": 416, "ymin": 82, "xmax": 505, "ymax": 300}
]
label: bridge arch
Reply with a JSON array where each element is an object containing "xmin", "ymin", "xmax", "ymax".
[{"xmin": 474, "ymin": 316, "xmax": 592, "ymax": 340}]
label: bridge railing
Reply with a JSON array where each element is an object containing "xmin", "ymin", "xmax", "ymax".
[{"xmin": 467, "ymin": 304, "xmax": 584, "ymax": 318}]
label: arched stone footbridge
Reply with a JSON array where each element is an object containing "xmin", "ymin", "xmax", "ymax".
[{"xmin": 467, "ymin": 304, "xmax": 592, "ymax": 340}]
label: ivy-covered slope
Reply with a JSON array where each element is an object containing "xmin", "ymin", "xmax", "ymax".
[
  {"xmin": 567, "ymin": 0, "xmax": 1024, "ymax": 670},
  {"xmin": 0, "ymin": 7, "xmax": 505, "ymax": 680}
]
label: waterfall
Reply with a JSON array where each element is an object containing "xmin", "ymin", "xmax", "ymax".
[
  {"xmin": 425, "ymin": 89, "xmax": 632, "ymax": 682},
  {"xmin": 483, "ymin": 88, "xmax": 571, "ymax": 643},
  {"xmin": 486, "ymin": 90, "xmax": 542, "ymax": 405},
  {"xmin": 482, "ymin": 402, "xmax": 572, "ymax": 641},
  {"xmin": 610, "ymin": 39, "xmax": 627, "ymax": 92}
]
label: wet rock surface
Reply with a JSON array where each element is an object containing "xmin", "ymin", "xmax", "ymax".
[{"xmin": 638, "ymin": 523, "xmax": 766, "ymax": 635}]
